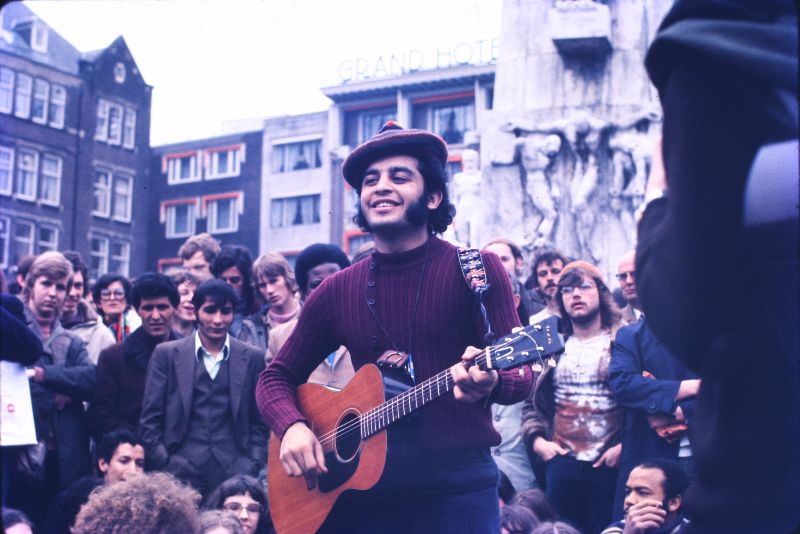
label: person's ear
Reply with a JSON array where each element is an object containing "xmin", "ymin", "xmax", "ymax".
[
  {"xmin": 98, "ymin": 458, "xmax": 109, "ymax": 474},
  {"xmin": 666, "ymin": 495, "xmax": 682, "ymax": 513},
  {"xmin": 426, "ymin": 189, "xmax": 443, "ymax": 210}
]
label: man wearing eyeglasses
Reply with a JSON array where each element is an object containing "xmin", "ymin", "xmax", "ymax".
[
  {"xmin": 615, "ymin": 251, "xmax": 642, "ymax": 324},
  {"xmin": 522, "ymin": 260, "xmax": 625, "ymax": 534}
]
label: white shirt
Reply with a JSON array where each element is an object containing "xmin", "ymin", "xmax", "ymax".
[{"xmin": 194, "ymin": 332, "xmax": 230, "ymax": 380}]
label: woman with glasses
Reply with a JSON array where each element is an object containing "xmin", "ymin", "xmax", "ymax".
[
  {"xmin": 203, "ymin": 475, "xmax": 273, "ymax": 534},
  {"xmin": 92, "ymin": 273, "xmax": 140, "ymax": 343}
]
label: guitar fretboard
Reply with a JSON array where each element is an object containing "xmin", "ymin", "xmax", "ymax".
[{"xmin": 358, "ymin": 353, "xmax": 487, "ymax": 439}]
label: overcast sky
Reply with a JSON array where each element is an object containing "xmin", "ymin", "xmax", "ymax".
[{"xmin": 21, "ymin": 0, "xmax": 503, "ymax": 145}]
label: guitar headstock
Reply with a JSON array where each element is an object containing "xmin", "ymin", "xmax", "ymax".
[{"xmin": 485, "ymin": 316, "xmax": 564, "ymax": 371}]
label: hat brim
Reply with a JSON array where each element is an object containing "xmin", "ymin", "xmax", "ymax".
[{"xmin": 342, "ymin": 129, "xmax": 448, "ymax": 189}]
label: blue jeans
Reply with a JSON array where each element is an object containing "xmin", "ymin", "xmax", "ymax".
[
  {"xmin": 319, "ymin": 425, "xmax": 500, "ymax": 533},
  {"xmin": 546, "ymin": 454, "xmax": 617, "ymax": 534}
]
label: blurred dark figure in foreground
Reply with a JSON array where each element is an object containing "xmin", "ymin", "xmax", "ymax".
[{"xmin": 637, "ymin": 1, "xmax": 798, "ymax": 531}]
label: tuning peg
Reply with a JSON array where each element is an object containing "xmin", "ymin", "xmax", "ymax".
[
  {"xmin": 512, "ymin": 326, "xmax": 524, "ymax": 333},
  {"xmin": 531, "ymin": 362, "xmax": 543, "ymax": 373}
]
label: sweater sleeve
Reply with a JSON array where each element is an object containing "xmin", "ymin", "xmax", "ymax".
[
  {"xmin": 481, "ymin": 251, "xmax": 534, "ymax": 406},
  {"xmin": 256, "ymin": 281, "xmax": 341, "ymax": 438}
]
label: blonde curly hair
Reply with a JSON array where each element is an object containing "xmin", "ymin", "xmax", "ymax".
[{"xmin": 72, "ymin": 472, "xmax": 201, "ymax": 534}]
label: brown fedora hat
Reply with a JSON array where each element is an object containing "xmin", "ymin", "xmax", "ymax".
[{"xmin": 342, "ymin": 121, "xmax": 449, "ymax": 189}]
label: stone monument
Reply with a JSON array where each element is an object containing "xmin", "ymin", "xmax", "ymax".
[{"xmin": 478, "ymin": 0, "xmax": 672, "ymax": 280}]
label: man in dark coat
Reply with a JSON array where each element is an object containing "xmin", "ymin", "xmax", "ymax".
[
  {"xmin": 87, "ymin": 273, "xmax": 179, "ymax": 441},
  {"xmin": 139, "ymin": 279, "xmax": 268, "ymax": 495}
]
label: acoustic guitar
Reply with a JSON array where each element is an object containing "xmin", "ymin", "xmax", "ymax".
[{"xmin": 267, "ymin": 317, "xmax": 564, "ymax": 534}]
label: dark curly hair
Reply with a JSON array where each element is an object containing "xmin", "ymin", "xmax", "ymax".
[
  {"xmin": 211, "ymin": 245, "xmax": 256, "ymax": 314},
  {"xmin": 72, "ymin": 472, "xmax": 200, "ymax": 534},
  {"xmin": 353, "ymin": 155, "xmax": 455, "ymax": 235}
]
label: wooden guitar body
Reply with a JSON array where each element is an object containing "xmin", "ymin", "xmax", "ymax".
[{"xmin": 268, "ymin": 364, "xmax": 388, "ymax": 534}]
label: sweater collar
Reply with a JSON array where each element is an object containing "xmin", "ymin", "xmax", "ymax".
[{"xmin": 372, "ymin": 236, "xmax": 441, "ymax": 272}]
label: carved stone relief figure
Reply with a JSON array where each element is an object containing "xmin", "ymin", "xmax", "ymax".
[
  {"xmin": 520, "ymin": 134, "xmax": 562, "ymax": 244},
  {"xmin": 452, "ymin": 148, "xmax": 482, "ymax": 247}
]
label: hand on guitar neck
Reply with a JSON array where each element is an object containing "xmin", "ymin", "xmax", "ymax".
[
  {"xmin": 279, "ymin": 346, "xmax": 498, "ymax": 480},
  {"xmin": 450, "ymin": 346, "xmax": 499, "ymax": 403}
]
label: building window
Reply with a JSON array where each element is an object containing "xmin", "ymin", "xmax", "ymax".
[
  {"xmin": 15, "ymin": 148, "xmax": 37, "ymax": 200},
  {"xmin": 109, "ymin": 241, "xmax": 130, "ymax": 276},
  {"xmin": 31, "ymin": 21, "xmax": 49, "ymax": 53},
  {"xmin": 271, "ymin": 140, "xmax": 322, "ymax": 173},
  {"xmin": 14, "ymin": 73, "xmax": 32, "ymax": 119},
  {"xmin": 93, "ymin": 169, "xmax": 111, "ymax": 217},
  {"xmin": 206, "ymin": 195, "xmax": 240, "ymax": 234},
  {"xmin": 0, "ymin": 67, "xmax": 13, "ymax": 114},
  {"xmin": 31, "ymin": 78, "xmax": 49, "ymax": 124},
  {"xmin": 112, "ymin": 174, "xmax": 132, "ymax": 222},
  {"xmin": 359, "ymin": 109, "xmax": 396, "ymax": 144},
  {"xmin": 122, "ymin": 108, "xmax": 136, "ymax": 149},
  {"xmin": 95, "ymin": 100, "xmax": 108, "ymax": 141},
  {"xmin": 39, "ymin": 154, "xmax": 61, "ymax": 205},
  {"xmin": 89, "ymin": 235, "xmax": 109, "ymax": 279},
  {"xmin": 0, "ymin": 216, "xmax": 8, "ymax": 269},
  {"xmin": 0, "ymin": 146, "xmax": 13, "ymax": 195},
  {"xmin": 49, "ymin": 85, "xmax": 66, "ymax": 129},
  {"xmin": 165, "ymin": 201, "xmax": 196, "ymax": 238},
  {"xmin": 412, "ymin": 98, "xmax": 475, "ymax": 145},
  {"xmin": 12, "ymin": 220, "xmax": 34, "ymax": 265},
  {"xmin": 270, "ymin": 194, "xmax": 320, "ymax": 228},
  {"xmin": 166, "ymin": 152, "xmax": 201, "ymax": 184},
  {"xmin": 107, "ymin": 104, "xmax": 122, "ymax": 145},
  {"xmin": 206, "ymin": 145, "xmax": 243, "ymax": 179},
  {"xmin": 36, "ymin": 224, "xmax": 58, "ymax": 253}
]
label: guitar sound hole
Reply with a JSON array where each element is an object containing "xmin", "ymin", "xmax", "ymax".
[{"xmin": 335, "ymin": 411, "xmax": 361, "ymax": 462}]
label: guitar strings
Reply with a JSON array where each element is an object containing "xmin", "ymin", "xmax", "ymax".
[{"xmin": 315, "ymin": 349, "xmax": 494, "ymax": 447}]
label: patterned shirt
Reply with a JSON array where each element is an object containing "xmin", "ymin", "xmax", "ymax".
[{"xmin": 553, "ymin": 332, "xmax": 622, "ymax": 461}]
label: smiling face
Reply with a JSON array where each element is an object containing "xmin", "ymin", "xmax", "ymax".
[
  {"xmin": 61, "ymin": 270, "xmax": 84, "ymax": 317},
  {"xmin": 175, "ymin": 281, "xmax": 197, "ymax": 323},
  {"xmin": 359, "ymin": 155, "xmax": 442, "ymax": 237},
  {"xmin": 29, "ymin": 274, "xmax": 69, "ymax": 321}
]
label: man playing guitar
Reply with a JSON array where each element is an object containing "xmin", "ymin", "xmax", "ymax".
[{"xmin": 256, "ymin": 122, "xmax": 534, "ymax": 533}]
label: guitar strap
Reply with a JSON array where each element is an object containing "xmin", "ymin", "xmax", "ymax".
[{"xmin": 456, "ymin": 247, "xmax": 495, "ymax": 345}]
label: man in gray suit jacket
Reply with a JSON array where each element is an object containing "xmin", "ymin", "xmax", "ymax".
[{"xmin": 139, "ymin": 279, "xmax": 268, "ymax": 495}]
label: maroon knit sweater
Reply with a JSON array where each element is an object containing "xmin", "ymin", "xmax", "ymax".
[{"xmin": 256, "ymin": 237, "xmax": 533, "ymax": 450}]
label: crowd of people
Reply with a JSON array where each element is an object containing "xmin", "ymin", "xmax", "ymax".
[{"xmin": 2, "ymin": 1, "xmax": 798, "ymax": 532}]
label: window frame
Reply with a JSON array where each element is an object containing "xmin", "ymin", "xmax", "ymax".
[
  {"xmin": 0, "ymin": 67, "xmax": 14, "ymax": 114},
  {"xmin": 205, "ymin": 145, "xmax": 243, "ymax": 180},
  {"xmin": 206, "ymin": 195, "xmax": 240, "ymax": 234},
  {"xmin": 0, "ymin": 215, "xmax": 9, "ymax": 269},
  {"xmin": 31, "ymin": 78, "xmax": 49, "ymax": 124},
  {"xmin": 164, "ymin": 200, "xmax": 197, "ymax": 239},
  {"xmin": 107, "ymin": 102, "xmax": 123, "ymax": 145},
  {"xmin": 39, "ymin": 153, "xmax": 62, "ymax": 206},
  {"xmin": 0, "ymin": 145, "xmax": 14, "ymax": 196},
  {"xmin": 92, "ymin": 168, "xmax": 112, "ymax": 218},
  {"xmin": 36, "ymin": 223, "xmax": 59, "ymax": 254},
  {"xmin": 48, "ymin": 84, "xmax": 66, "ymax": 129},
  {"xmin": 14, "ymin": 73, "xmax": 32, "ymax": 119},
  {"xmin": 109, "ymin": 240, "xmax": 130, "ymax": 277},
  {"xmin": 270, "ymin": 194, "xmax": 321, "ymax": 228},
  {"xmin": 122, "ymin": 107, "xmax": 136, "ymax": 149},
  {"xmin": 271, "ymin": 139, "xmax": 323, "ymax": 174},
  {"xmin": 12, "ymin": 219, "xmax": 35, "ymax": 265},
  {"xmin": 111, "ymin": 173, "xmax": 133, "ymax": 223},
  {"xmin": 165, "ymin": 152, "xmax": 202, "ymax": 184},
  {"xmin": 89, "ymin": 234, "xmax": 109, "ymax": 280},
  {"xmin": 14, "ymin": 148, "xmax": 38, "ymax": 201}
]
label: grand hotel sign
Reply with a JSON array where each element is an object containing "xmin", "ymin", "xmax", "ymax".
[{"xmin": 338, "ymin": 39, "xmax": 499, "ymax": 83}]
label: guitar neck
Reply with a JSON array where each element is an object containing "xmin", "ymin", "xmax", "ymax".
[{"xmin": 359, "ymin": 353, "xmax": 487, "ymax": 439}]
